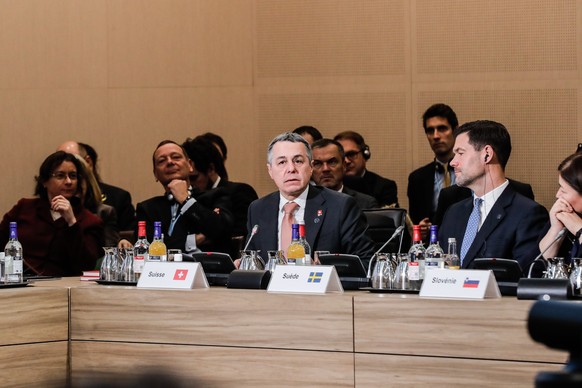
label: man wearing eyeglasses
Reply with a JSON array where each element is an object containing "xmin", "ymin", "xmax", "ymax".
[
  {"xmin": 333, "ymin": 131, "xmax": 398, "ymax": 207},
  {"xmin": 311, "ymin": 139, "xmax": 378, "ymax": 210}
]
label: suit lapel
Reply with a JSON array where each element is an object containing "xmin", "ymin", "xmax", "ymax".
[
  {"xmin": 258, "ymin": 193, "xmax": 279, "ymax": 251},
  {"xmin": 463, "ymin": 188, "xmax": 514, "ymax": 267},
  {"xmin": 304, "ymin": 187, "xmax": 326, "ymax": 249}
]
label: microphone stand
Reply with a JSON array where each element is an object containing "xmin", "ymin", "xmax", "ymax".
[
  {"xmin": 242, "ymin": 225, "xmax": 260, "ymax": 252},
  {"xmin": 367, "ymin": 226, "xmax": 405, "ymax": 279},
  {"xmin": 527, "ymin": 227, "xmax": 567, "ymax": 278}
]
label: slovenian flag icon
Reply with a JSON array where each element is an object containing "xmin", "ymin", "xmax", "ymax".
[
  {"xmin": 463, "ymin": 278, "xmax": 480, "ymax": 288},
  {"xmin": 308, "ymin": 272, "xmax": 323, "ymax": 283}
]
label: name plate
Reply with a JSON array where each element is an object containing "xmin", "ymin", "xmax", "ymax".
[
  {"xmin": 419, "ymin": 269, "xmax": 500, "ymax": 299},
  {"xmin": 137, "ymin": 262, "xmax": 209, "ymax": 289},
  {"xmin": 267, "ymin": 265, "xmax": 343, "ymax": 294}
]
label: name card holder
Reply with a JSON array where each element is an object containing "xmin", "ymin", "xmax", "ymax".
[
  {"xmin": 267, "ymin": 265, "xmax": 343, "ymax": 294},
  {"xmin": 137, "ymin": 261, "xmax": 209, "ymax": 289},
  {"xmin": 420, "ymin": 268, "xmax": 500, "ymax": 299}
]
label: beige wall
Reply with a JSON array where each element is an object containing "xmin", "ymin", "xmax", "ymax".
[{"xmin": 0, "ymin": 0, "xmax": 578, "ymax": 218}]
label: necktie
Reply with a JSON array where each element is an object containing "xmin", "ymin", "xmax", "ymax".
[
  {"xmin": 460, "ymin": 198, "xmax": 483, "ymax": 265},
  {"xmin": 281, "ymin": 202, "xmax": 299, "ymax": 255},
  {"xmin": 443, "ymin": 164, "xmax": 451, "ymax": 188}
]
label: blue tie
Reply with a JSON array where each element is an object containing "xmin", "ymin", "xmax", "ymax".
[{"xmin": 460, "ymin": 198, "xmax": 483, "ymax": 265}]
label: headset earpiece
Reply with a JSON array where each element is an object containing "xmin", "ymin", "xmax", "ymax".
[
  {"xmin": 362, "ymin": 144, "xmax": 371, "ymax": 160},
  {"xmin": 484, "ymin": 154, "xmax": 489, "ymax": 162}
]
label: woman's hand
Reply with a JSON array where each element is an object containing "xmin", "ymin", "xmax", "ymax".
[
  {"xmin": 556, "ymin": 210, "xmax": 582, "ymax": 238},
  {"xmin": 549, "ymin": 198, "xmax": 573, "ymax": 229},
  {"xmin": 118, "ymin": 239, "xmax": 133, "ymax": 249},
  {"xmin": 51, "ymin": 195, "xmax": 76, "ymax": 226}
]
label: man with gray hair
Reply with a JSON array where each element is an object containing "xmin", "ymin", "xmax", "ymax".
[{"xmin": 245, "ymin": 132, "xmax": 375, "ymax": 265}]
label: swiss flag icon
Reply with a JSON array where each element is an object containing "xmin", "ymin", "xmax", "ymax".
[{"xmin": 173, "ymin": 269, "xmax": 189, "ymax": 281}]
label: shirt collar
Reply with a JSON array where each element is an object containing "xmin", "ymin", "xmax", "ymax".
[{"xmin": 279, "ymin": 186, "xmax": 309, "ymax": 213}]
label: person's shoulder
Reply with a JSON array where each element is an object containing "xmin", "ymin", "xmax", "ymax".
[
  {"xmin": 99, "ymin": 182, "xmax": 131, "ymax": 197},
  {"xmin": 367, "ymin": 170, "xmax": 396, "ymax": 186},
  {"xmin": 137, "ymin": 195, "xmax": 166, "ymax": 208},
  {"xmin": 408, "ymin": 161, "xmax": 435, "ymax": 179}
]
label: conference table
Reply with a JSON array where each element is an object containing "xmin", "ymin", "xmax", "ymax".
[{"xmin": 0, "ymin": 277, "xmax": 567, "ymax": 387}]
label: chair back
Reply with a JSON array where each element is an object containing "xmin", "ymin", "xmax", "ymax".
[{"xmin": 363, "ymin": 208, "xmax": 410, "ymax": 253}]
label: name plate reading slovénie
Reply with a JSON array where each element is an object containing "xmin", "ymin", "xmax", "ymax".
[
  {"xmin": 137, "ymin": 261, "xmax": 208, "ymax": 289},
  {"xmin": 419, "ymin": 268, "xmax": 500, "ymax": 299},
  {"xmin": 267, "ymin": 265, "xmax": 343, "ymax": 294}
]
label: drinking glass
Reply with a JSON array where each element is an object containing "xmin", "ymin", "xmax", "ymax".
[
  {"xmin": 371, "ymin": 253, "xmax": 393, "ymax": 289},
  {"xmin": 265, "ymin": 250, "xmax": 286, "ymax": 272}
]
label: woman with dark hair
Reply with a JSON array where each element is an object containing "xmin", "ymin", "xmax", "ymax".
[
  {"xmin": 539, "ymin": 152, "xmax": 582, "ymax": 260},
  {"xmin": 0, "ymin": 151, "xmax": 104, "ymax": 276}
]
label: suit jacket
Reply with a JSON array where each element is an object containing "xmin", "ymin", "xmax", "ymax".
[
  {"xmin": 344, "ymin": 170, "xmax": 398, "ymax": 207},
  {"xmin": 407, "ymin": 161, "xmax": 439, "ymax": 224},
  {"xmin": 136, "ymin": 187, "xmax": 234, "ymax": 254},
  {"xmin": 342, "ymin": 186, "xmax": 379, "ymax": 210},
  {"xmin": 434, "ymin": 179, "xmax": 535, "ymax": 226},
  {"xmin": 246, "ymin": 186, "xmax": 375, "ymax": 266},
  {"xmin": 216, "ymin": 179, "xmax": 258, "ymax": 239},
  {"xmin": 438, "ymin": 186, "xmax": 548, "ymax": 272},
  {"xmin": 99, "ymin": 182, "xmax": 136, "ymax": 231},
  {"xmin": 0, "ymin": 197, "xmax": 104, "ymax": 276}
]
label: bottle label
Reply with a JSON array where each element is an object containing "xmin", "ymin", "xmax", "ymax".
[
  {"xmin": 12, "ymin": 259, "xmax": 23, "ymax": 274},
  {"xmin": 408, "ymin": 262, "xmax": 420, "ymax": 281},
  {"xmin": 149, "ymin": 254, "xmax": 167, "ymax": 262},
  {"xmin": 134, "ymin": 256, "xmax": 145, "ymax": 273}
]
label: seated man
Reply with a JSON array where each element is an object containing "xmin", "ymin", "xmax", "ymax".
[
  {"xmin": 182, "ymin": 136, "xmax": 258, "ymax": 252},
  {"xmin": 333, "ymin": 131, "xmax": 398, "ymax": 207},
  {"xmin": 311, "ymin": 138, "xmax": 378, "ymax": 210},
  {"xmin": 438, "ymin": 120, "xmax": 548, "ymax": 272},
  {"xmin": 245, "ymin": 132, "xmax": 375, "ymax": 266},
  {"xmin": 120, "ymin": 141, "xmax": 234, "ymax": 254},
  {"xmin": 433, "ymin": 178, "xmax": 534, "ymax": 226}
]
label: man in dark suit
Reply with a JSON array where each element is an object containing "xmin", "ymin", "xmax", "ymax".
[
  {"xmin": 333, "ymin": 131, "xmax": 398, "ymax": 207},
  {"xmin": 311, "ymin": 138, "xmax": 378, "ymax": 210},
  {"xmin": 433, "ymin": 178, "xmax": 534, "ymax": 226},
  {"xmin": 438, "ymin": 120, "xmax": 548, "ymax": 272},
  {"xmin": 407, "ymin": 104, "xmax": 458, "ymax": 231},
  {"xmin": 182, "ymin": 136, "xmax": 258, "ymax": 255},
  {"xmin": 122, "ymin": 140, "xmax": 234, "ymax": 254},
  {"xmin": 245, "ymin": 132, "xmax": 375, "ymax": 265}
]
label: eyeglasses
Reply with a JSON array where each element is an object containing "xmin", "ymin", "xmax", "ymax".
[
  {"xmin": 344, "ymin": 150, "xmax": 362, "ymax": 161},
  {"xmin": 51, "ymin": 172, "xmax": 78, "ymax": 181},
  {"xmin": 312, "ymin": 159, "xmax": 340, "ymax": 169}
]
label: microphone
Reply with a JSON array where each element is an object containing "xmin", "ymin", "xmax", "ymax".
[
  {"xmin": 527, "ymin": 227, "xmax": 567, "ymax": 278},
  {"xmin": 367, "ymin": 225, "xmax": 405, "ymax": 278},
  {"xmin": 242, "ymin": 225, "xmax": 260, "ymax": 252}
]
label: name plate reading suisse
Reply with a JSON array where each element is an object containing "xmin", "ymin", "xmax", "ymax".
[
  {"xmin": 137, "ymin": 261, "xmax": 209, "ymax": 289},
  {"xmin": 267, "ymin": 265, "xmax": 343, "ymax": 294},
  {"xmin": 419, "ymin": 269, "xmax": 500, "ymax": 299}
]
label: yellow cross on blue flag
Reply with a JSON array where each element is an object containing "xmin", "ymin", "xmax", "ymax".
[{"xmin": 308, "ymin": 272, "xmax": 323, "ymax": 283}]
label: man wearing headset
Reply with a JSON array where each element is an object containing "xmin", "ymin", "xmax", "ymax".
[
  {"xmin": 438, "ymin": 120, "xmax": 548, "ymax": 272},
  {"xmin": 333, "ymin": 131, "xmax": 398, "ymax": 207}
]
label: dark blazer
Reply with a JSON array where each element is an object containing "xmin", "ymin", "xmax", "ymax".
[
  {"xmin": 216, "ymin": 179, "xmax": 258, "ymax": 239},
  {"xmin": 136, "ymin": 187, "xmax": 234, "ymax": 254},
  {"xmin": 434, "ymin": 179, "xmax": 535, "ymax": 226},
  {"xmin": 344, "ymin": 170, "xmax": 398, "ymax": 207},
  {"xmin": 438, "ymin": 186, "xmax": 548, "ymax": 272},
  {"xmin": 342, "ymin": 186, "xmax": 379, "ymax": 210},
  {"xmin": 407, "ymin": 161, "xmax": 439, "ymax": 224},
  {"xmin": 99, "ymin": 182, "xmax": 136, "ymax": 231},
  {"xmin": 246, "ymin": 185, "xmax": 375, "ymax": 266}
]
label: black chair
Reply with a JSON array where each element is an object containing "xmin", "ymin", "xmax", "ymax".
[{"xmin": 363, "ymin": 208, "xmax": 410, "ymax": 253}]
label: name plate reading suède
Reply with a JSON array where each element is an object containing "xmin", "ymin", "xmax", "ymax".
[
  {"xmin": 137, "ymin": 261, "xmax": 209, "ymax": 289},
  {"xmin": 267, "ymin": 265, "xmax": 343, "ymax": 294},
  {"xmin": 419, "ymin": 268, "xmax": 500, "ymax": 299}
]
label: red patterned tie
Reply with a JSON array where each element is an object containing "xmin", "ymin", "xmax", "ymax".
[{"xmin": 281, "ymin": 202, "xmax": 299, "ymax": 255}]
